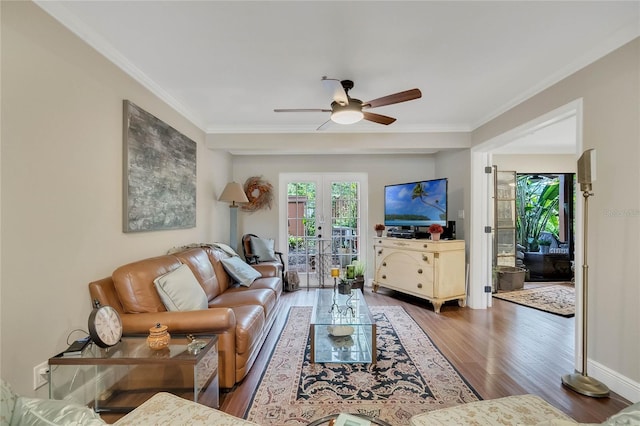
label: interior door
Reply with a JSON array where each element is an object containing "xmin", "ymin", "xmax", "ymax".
[{"xmin": 280, "ymin": 173, "xmax": 367, "ymax": 289}]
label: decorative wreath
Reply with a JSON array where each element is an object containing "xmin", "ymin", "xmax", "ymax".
[{"xmin": 242, "ymin": 176, "xmax": 273, "ymax": 212}]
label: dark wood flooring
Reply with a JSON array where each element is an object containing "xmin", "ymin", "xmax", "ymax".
[{"xmin": 219, "ymin": 287, "xmax": 630, "ymax": 424}]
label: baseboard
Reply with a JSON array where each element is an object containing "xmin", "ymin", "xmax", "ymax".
[{"xmin": 591, "ymin": 359, "xmax": 640, "ymax": 402}]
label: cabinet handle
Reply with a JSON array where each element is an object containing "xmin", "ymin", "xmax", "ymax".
[
  {"xmin": 423, "ymin": 244, "xmax": 428, "ymax": 248},
  {"xmin": 417, "ymin": 283, "xmax": 423, "ymax": 288},
  {"xmin": 377, "ymin": 249, "xmax": 383, "ymax": 255},
  {"xmin": 422, "ymin": 254, "xmax": 430, "ymax": 262},
  {"xmin": 417, "ymin": 269, "xmax": 423, "ymax": 274},
  {"xmin": 382, "ymin": 262, "xmax": 387, "ymax": 267},
  {"xmin": 382, "ymin": 275, "xmax": 387, "ymax": 279}
]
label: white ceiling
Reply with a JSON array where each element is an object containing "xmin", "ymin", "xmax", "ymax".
[{"xmin": 36, "ymin": 1, "xmax": 639, "ymax": 154}]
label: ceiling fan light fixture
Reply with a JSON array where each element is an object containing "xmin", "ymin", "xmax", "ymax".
[{"xmin": 330, "ymin": 104, "xmax": 363, "ymax": 124}]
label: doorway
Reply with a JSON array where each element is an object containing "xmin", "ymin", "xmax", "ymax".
[
  {"xmin": 516, "ymin": 173, "xmax": 575, "ymax": 282},
  {"xmin": 279, "ymin": 173, "xmax": 368, "ymax": 289}
]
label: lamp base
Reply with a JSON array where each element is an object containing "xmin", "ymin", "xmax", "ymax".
[{"xmin": 561, "ymin": 373, "xmax": 610, "ymax": 398}]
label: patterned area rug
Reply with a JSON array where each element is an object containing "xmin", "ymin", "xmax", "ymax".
[
  {"xmin": 493, "ymin": 284, "xmax": 575, "ymax": 317},
  {"xmin": 244, "ymin": 306, "xmax": 480, "ymax": 425}
]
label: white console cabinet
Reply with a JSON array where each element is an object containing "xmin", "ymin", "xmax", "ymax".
[{"xmin": 373, "ymin": 237, "xmax": 466, "ymax": 313}]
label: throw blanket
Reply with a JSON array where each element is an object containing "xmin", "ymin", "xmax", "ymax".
[{"xmin": 167, "ymin": 242, "xmax": 239, "ymax": 257}]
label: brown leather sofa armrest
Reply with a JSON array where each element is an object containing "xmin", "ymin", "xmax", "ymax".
[
  {"xmin": 251, "ymin": 263, "xmax": 279, "ymax": 278},
  {"xmin": 120, "ymin": 308, "xmax": 236, "ymax": 335}
]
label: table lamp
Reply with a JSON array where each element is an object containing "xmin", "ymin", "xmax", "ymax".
[{"xmin": 219, "ymin": 181, "xmax": 249, "ymax": 250}]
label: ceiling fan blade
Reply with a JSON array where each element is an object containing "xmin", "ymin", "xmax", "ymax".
[
  {"xmin": 274, "ymin": 108, "xmax": 331, "ymax": 112},
  {"xmin": 321, "ymin": 77, "xmax": 348, "ymax": 106},
  {"xmin": 316, "ymin": 119, "xmax": 333, "ymax": 131},
  {"xmin": 363, "ymin": 88, "xmax": 422, "ymax": 109},
  {"xmin": 363, "ymin": 111, "xmax": 396, "ymax": 125}
]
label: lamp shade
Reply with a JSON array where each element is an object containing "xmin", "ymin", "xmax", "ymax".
[{"xmin": 219, "ymin": 182, "xmax": 249, "ymax": 206}]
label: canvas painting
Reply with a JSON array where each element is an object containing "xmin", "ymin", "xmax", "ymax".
[{"xmin": 123, "ymin": 100, "xmax": 197, "ymax": 232}]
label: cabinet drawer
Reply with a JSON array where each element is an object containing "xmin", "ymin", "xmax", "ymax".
[{"xmin": 376, "ymin": 251, "xmax": 433, "ymax": 296}]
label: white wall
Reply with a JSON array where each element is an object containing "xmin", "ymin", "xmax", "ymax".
[
  {"xmin": 472, "ymin": 39, "xmax": 640, "ymax": 398},
  {"xmin": 493, "ymin": 154, "xmax": 575, "ymax": 173},
  {"xmin": 1, "ymin": 2, "xmax": 230, "ymax": 395},
  {"xmin": 230, "ymin": 154, "xmax": 442, "ymax": 281}
]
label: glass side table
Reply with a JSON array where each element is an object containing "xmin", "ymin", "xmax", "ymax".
[{"xmin": 49, "ymin": 335, "xmax": 218, "ymax": 413}]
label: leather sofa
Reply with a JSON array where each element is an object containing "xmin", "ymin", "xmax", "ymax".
[{"xmin": 88, "ymin": 245, "xmax": 282, "ymax": 389}]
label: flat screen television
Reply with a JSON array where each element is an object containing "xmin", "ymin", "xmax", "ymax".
[{"xmin": 384, "ymin": 178, "xmax": 448, "ymax": 228}]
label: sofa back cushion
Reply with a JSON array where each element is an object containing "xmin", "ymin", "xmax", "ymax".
[
  {"xmin": 173, "ymin": 248, "xmax": 222, "ymax": 301},
  {"xmin": 112, "ymin": 255, "xmax": 182, "ymax": 313},
  {"xmin": 153, "ymin": 264, "xmax": 209, "ymax": 311},
  {"xmin": 203, "ymin": 246, "xmax": 234, "ymax": 292}
]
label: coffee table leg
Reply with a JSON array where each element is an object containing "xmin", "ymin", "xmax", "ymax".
[
  {"xmin": 310, "ymin": 324, "xmax": 315, "ymax": 363},
  {"xmin": 372, "ymin": 323, "xmax": 377, "ymax": 365}
]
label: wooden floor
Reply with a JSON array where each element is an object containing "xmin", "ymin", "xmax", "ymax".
[{"xmin": 219, "ymin": 287, "xmax": 630, "ymax": 423}]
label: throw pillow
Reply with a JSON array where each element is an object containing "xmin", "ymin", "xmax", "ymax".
[
  {"xmin": 220, "ymin": 257, "xmax": 262, "ymax": 287},
  {"xmin": 153, "ymin": 264, "xmax": 208, "ymax": 312},
  {"xmin": 250, "ymin": 237, "xmax": 277, "ymax": 262}
]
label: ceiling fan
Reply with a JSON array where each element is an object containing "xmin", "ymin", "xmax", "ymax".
[{"xmin": 274, "ymin": 77, "xmax": 422, "ymax": 130}]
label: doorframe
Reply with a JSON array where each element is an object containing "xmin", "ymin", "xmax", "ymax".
[
  {"xmin": 469, "ymin": 98, "xmax": 584, "ymax": 370},
  {"xmin": 278, "ymin": 172, "xmax": 369, "ymax": 278}
]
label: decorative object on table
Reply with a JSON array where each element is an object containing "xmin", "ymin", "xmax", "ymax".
[
  {"xmin": 245, "ymin": 306, "xmax": 480, "ymax": 425},
  {"xmin": 219, "ymin": 181, "xmax": 249, "ymax": 249},
  {"xmin": 123, "ymin": 100, "xmax": 196, "ymax": 233},
  {"xmin": 346, "ymin": 264, "xmax": 355, "ymax": 279},
  {"xmin": 88, "ymin": 299, "xmax": 123, "ymax": 348},
  {"xmin": 241, "ymin": 176, "xmax": 273, "ymax": 212},
  {"xmin": 186, "ymin": 334, "xmax": 207, "ymax": 355},
  {"xmin": 147, "ymin": 323, "xmax": 171, "ymax": 350},
  {"xmin": 338, "ymin": 278, "xmax": 352, "ymax": 296},
  {"xmin": 428, "ymin": 223, "xmax": 444, "ymax": 241},
  {"xmin": 351, "ymin": 260, "xmax": 365, "ymax": 290},
  {"xmin": 327, "ymin": 325, "xmax": 355, "ymax": 337},
  {"xmin": 331, "ymin": 267, "xmax": 340, "ymax": 289},
  {"xmin": 562, "ymin": 148, "xmax": 609, "ymax": 398},
  {"xmin": 374, "ymin": 223, "xmax": 385, "ymax": 237}
]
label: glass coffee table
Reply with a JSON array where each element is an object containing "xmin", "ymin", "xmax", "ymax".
[
  {"xmin": 310, "ymin": 289, "xmax": 376, "ymax": 364},
  {"xmin": 48, "ymin": 335, "xmax": 218, "ymax": 413}
]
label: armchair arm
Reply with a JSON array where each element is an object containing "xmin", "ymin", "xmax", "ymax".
[{"xmin": 121, "ymin": 308, "xmax": 236, "ymax": 335}]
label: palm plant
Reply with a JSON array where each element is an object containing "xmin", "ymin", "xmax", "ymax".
[{"xmin": 516, "ymin": 175, "xmax": 560, "ymax": 252}]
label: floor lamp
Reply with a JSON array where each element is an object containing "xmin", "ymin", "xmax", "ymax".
[
  {"xmin": 561, "ymin": 149, "xmax": 609, "ymax": 398},
  {"xmin": 219, "ymin": 181, "xmax": 249, "ymax": 251}
]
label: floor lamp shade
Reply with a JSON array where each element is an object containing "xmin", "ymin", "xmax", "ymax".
[{"xmin": 219, "ymin": 182, "xmax": 249, "ymax": 249}]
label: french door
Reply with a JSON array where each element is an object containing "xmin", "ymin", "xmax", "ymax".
[{"xmin": 279, "ymin": 173, "xmax": 367, "ymax": 289}]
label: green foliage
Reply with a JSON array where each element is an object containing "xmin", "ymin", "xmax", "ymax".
[
  {"xmin": 351, "ymin": 260, "xmax": 365, "ymax": 276},
  {"xmin": 288, "ymin": 236, "xmax": 305, "ymax": 250},
  {"xmin": 516, "ymin": 175, "xmax": 560, "ymax": 251}
]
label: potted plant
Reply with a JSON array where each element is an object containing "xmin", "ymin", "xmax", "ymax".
[
  {"xmin": 538, "ymin": 239, "xmax": 552, "ymax": 254},
  {"xmin": 374, "ymin": 224, "xmax": 385, "ymax": 237},
  {"xmin": 351, "ymin": 260, "xmax": 365, "ymax": 290},
  {"xmin": 428, "ymin": 224, "xmax": 444, "ymax": 241}
]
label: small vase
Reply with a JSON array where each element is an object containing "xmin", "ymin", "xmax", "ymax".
[
  {"xmin": 431, "ymin": 233, "xmax": 441, "ymax": 241},
  {"xmin": 147, "ymin": 323, "xmax": 170, "ymax": 350},
  {"xmin": 376, "ymin": 230, "xmax": 383, "ymax": 237}
]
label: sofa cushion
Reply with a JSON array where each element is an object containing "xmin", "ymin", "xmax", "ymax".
[
  {"xmin": 153, "ymin": 264, "xmax": 208, "ymax": 312},
  {"xmin": 12, "ymin": 397, "xmax": 105, "ymax": 426},
  {"xmin": 230, "ymin": 305, "xmax": 266, "ymax": 355},
  {"xmin": 209, "ymin": 288, "xmax": 277, "ymax": 319},
  {"xmin": 409, "ymin": 395, "xmax": 574, "ymax": 426},
  {"xmin": 113, "ymin": 392, "xmax": 259, "ymax": 426},
  {"xmin": 112, "ymin": 255, "xmax": 182, "ymax": 313},
  {"xmin": 220, "ymin": 257, "xmax": 261, "ymax": 287},
  {"xmin": 250, "ymin": 237, "xmax": 277, "ymax": 261},
  {"xmin": 1, "ymin": 379, "xmax": 17, "ymax": 426},
  {"xmin": 173, "ymin": 248, "xmax": 222, "ymax": 301}
]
